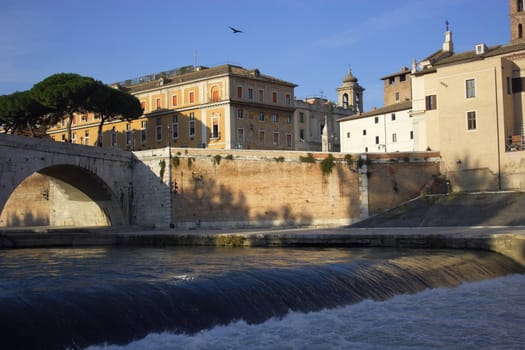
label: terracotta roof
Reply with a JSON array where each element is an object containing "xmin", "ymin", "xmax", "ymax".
[
  {"xmin": 337, "ymin": 101, "xmax": 412, "ymax": 122},
  {"xmin": 117, "ymin": 64, "xmax": 297, "ymax": 94},
  {"xmin": 417, "ymin": 41, "xmax": 525, "ymax": 75},
  {"xmin": 380, "ymin": 67, "xmax": 411, "ymax": 80}
]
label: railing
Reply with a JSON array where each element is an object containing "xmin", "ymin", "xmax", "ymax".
[{"xmin": 506, "ymin": 135, "xmax": 524, "ymax": 151}]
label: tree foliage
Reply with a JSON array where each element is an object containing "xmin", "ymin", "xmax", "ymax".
[
  {"xmin": 31, "ymin": 73, "xmax": 98, "ymax": 141},
  {"xmin": 2, "ymin": 73, "xmax": 142, "ymax": 143},
  {"xmin": 87, "ymin": 83, "xmax": 143, "ymax": 146},
  {"xmin": 0, "ymin": 91, "xmax": 52, "ymax": 136}
]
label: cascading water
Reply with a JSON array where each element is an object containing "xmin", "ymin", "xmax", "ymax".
[{"xmin": 0, "ymin": 246, "xmax": 523, "ymax": 350}]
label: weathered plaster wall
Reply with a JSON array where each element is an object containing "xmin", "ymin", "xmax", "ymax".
[{"xmin": 134, "ymin": 149, "xmax": 441, "ymax": 228}]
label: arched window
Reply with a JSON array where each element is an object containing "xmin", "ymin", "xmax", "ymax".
[
  {"xmin": 211, "ymin": 86, "xmax": 220, "ymax": 102},
  {"xmin": 342, "ymin": 94, "xmax": 349, "ymax": 109},
  {"xmin": 519, "ymin": 23, "xmax": 523, "ymax": 39}
]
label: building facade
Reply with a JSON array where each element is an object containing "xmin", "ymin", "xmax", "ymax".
[
  {"xmin": 339, "ymin": 2, "xmax": 525, "ymax": 192},
  {"xmin": 338, "ymin": 66, "xmax": 415, "ymax": 153},
  {"xmin": 47, "ymin": 64, "xmax": 297, "ymax": 151}
]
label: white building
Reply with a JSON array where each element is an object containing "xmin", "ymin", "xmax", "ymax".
[{"xmin": 338, "ymin": 101, "xmax": 414, "ymax": 153}]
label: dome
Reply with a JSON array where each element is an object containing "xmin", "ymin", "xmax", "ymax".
[{"xmin": 342, "ymin": 68, "xmax": 357, "ymax": 83}]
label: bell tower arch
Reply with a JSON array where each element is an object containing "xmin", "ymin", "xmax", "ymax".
[{"xmin": 337, "ymin": 66, "xmax": 364, "ymax": 113}]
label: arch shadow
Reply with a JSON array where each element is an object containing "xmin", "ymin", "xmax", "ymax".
[{"xmin": 1, "ymin": 164, "xmax": 124, "ymax": 228}]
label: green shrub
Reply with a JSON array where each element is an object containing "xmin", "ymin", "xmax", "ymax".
[
  {"xmin": 320, "ymin": 154, "xmax": 336, "ymax": 175},
  {"xmin": 300, "ymin": 153, "xmax": 316, "ymax": 163}
]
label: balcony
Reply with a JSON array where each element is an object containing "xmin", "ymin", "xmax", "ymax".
[{"xmin": 506, "ymin": 135, "xmax": 524, "ymax": 152}]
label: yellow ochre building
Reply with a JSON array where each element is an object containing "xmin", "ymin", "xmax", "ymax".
[{"xmin": 47, "ymin": 64, "xmax": 297, "ymax": 151}]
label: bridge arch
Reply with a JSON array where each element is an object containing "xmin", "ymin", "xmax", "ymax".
[{"xmin": 0, "ymin": 164, "xmax": 125, "ymax": 227}]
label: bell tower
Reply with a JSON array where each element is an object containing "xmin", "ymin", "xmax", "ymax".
[
  {"xmin": 337, "ymin": 66, "xmax": 364, "ymax": 113},
  {"xmin": 510, "ymin": 0, "xmax": 525, "ymax": 43}
]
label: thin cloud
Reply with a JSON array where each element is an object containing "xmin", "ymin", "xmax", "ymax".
[{"xmin": 314, "ymin": 1, "xmax": 435, "ymax": 48}]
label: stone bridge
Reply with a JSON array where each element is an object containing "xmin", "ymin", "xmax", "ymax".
[
  {"xmin": 0, "ymin": 134, "xmax": 169, "ymax": 228},
  {"xmin": 0, "ymin": 134, "xmax": 443, "ymax": 230}
]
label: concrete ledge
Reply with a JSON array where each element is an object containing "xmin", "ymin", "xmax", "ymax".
[{"xmin": 1, "ymin": 226, "xmax": 524, "ymax": 266}]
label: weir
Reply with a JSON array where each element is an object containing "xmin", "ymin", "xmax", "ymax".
[{"xmin": 0, "ymin": 246, "xmax": 523, "ymax": 350}]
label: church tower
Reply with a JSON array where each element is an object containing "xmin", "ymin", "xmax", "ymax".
[
  {"xmin": 337, "ymin": 67, "xmax": 364, "ymax": 113},
  {"xmin": 510, "ymin": 0, "xmax": 525, "ymax": 43}
]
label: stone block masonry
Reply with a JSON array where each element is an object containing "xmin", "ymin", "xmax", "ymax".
[{"xmin": 134, "ymin": 149, "xmax": 441, "ymax": 229}]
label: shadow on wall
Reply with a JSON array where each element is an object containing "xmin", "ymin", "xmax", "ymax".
[
  {"xmin": 365, "ymin": 156, "xmax": 443, "ymax": 216},
  {"xmin": 169, "ymin": 154, "xmax": 314, "ymax": 228},
  {"xmin": 3, "ymin": 210, "xmax": 49, "ymax": 227},
  {"xmin": 446, "ymin": 153, "xmax": 501, "ymax": 192}
]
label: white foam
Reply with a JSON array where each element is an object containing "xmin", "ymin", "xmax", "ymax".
[{"xmin": 85, "ymin": 274, "xmax": 525, "ymax": 350}]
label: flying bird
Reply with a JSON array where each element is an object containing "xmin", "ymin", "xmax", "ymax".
[{"xmin": 229, "ymin": 26, "xmax": 244, "ymax": 33}]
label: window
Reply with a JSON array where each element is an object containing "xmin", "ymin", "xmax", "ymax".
[
  {"xmin": 507, "ymin": 77, "xmax": 511, "ymax": 95},
  {"xmin": 156, "ymin": 98, "xmax": 161, "ymax": 109},
  {"xmin": 237, "ymin": 86, "xmax": 242, "ymax": 98},
  {"xmin": 363, "ymin": 129, "xmax": 367, "ymax": 135},
  {"xmin": 375, "ymin": 136, "xmax": 379, "ymax": 144},
  {"xmin": 410, "ymin": 130, "xmax": 414, "ymax": 139},
  {"xmin": 512, "ymin": 77, "xmax": 525, "ymax": 93},
  {"xmin": 156, "ymin": 117, "xmax": 162, "ymax": 141},
  {"xmin": 374, "ymin": 117, "xmax": 379, "ymax": 124},
  {"xmin": 520, "ymin": 23, "xmax": 524, "ymax": 39},
  {"xmin": 172, "ymin": 116, "xmax": 179, "ymax": 139},
  {"xmin": 425, "ymin": 95, "xmax": 437, "ymax": 110},
  {"xmin": 346, "ymin": 132, "xmax": 351, "ymax": 138},
  {"xmin": 392, "ymin": 133, "xmax": 397, "ymax": 142},
  {"xmin": 395, "ymin": 92, "xmax": 400, "ymax": 102},
  {"xmin": 84, "ymin": 130, "xmax": 90, "ymax": 145},
  {"xmin": 248, "ymin": 88, "xmax": 253, "ymax": 99},
  {"xmin": 299, "ymin": 129, "xmax": 305, "ymax": 140},
  {"xmin": 237, "ymin": 108, "xmax": 244, "ymax": 119},
  {"xmin": 286, "ymin": 115, "xmax": 292, "ymax": 124},
  {"xmin": 389, "ymin": 77, "xmax": 395, "ymax": 85},
  {"xmin": 141, "ymin": 121, "xmax": 147, "ymax": 144},
  {"xmin": 286, "ymin": 134, "xmax": 292, "ymax": 147},
  {"xmin": 189, "ymin": 113, "xmax": 195, "ymax": 137},
  {"xmin": 259, "ymin": 112, "xmax": 265, "ymax": 122},
  {"xmin": 272, "ymin": 114, "xmax": 278, "ymax": 123},
  {"xmin": 285, "ymin": 94, "xmax": 291, "ymax": 105},
  {"xmin": 272, "ymin": 92, "xmax": 277, "ymax": 103},
  {"xmin": 273, "ymin": 132, "xmax": 279, "ymax": 146},
  {"xmin": 258, "ymin": 130, "xmax": 265, "ymax": 144},
  {"xmin": 258, "ymin": 89, "xmax": 264, "ymax": 102},
  {"xmin": 125, "ymin": 123, "xmax": 132, "ymax": 145},
  {"xmin": 319, "ymin": 124, "xmax": 324, "ymax": 136},
  {"xmin": 400, "ymin": 74, "xmax": 407, "ymax": 82},
  {"xmin": 467, "ymin": 111, "xmax": 477, "ymax": 130},
  {"xmin": 466, "ymin": 79, "xmax": 476, "ymax": 98},
  {"xmin": 172, "ymin": 95, "xmax": 178, "ymax": 106},
  {"xmin": 141, "ymin": 101, "xmax": 146, "ymax": 110},
  {"xmin": 519, "ymin": 0, "xmax": 524, "ymax": 12},
  {"xmin": 343, "ymin": 94, "xmax": 349, "ymax": 109},
  {"xmin": 211, "ymin": 87, "xmax": 219, "ymax": 102},
  {"xmin": 111, "ymin": 128, "xmax": 117, "ymax": 147},
  {"xmin": 211, "ymin": 117, "xmax": 220, "ymax": 139},
  {"xmin": 299, "ymin": 112, "xmax": 305, "ymax": 123},
  {"xmin": 391, "ymin": 113, "xmax": 396, "ymax": 121},
  {"xmin": 237, "ymin": 128, "xmax": 244, "ymax": 143},
  {"xmin": 189, "ymin": 91, "xmax": 195, "ymax": 104}
]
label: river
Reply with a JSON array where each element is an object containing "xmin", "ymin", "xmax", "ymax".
[{"xmin": 0, "ymin": 246, "xmax": 523, "ymax": 350}]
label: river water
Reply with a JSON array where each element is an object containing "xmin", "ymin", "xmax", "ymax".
[{"xmin": 0, "ymin": 246, "xmax": 524, "ymax": 350}]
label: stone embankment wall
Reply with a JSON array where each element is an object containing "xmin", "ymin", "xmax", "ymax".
[{"xmin": 134, "ymin": 149, "xmax": 441, "ymax": 228}]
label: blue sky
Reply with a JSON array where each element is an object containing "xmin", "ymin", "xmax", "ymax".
[{"xmin": 0, "ymin": 0, "xmax": 509, "ymax": 111}]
